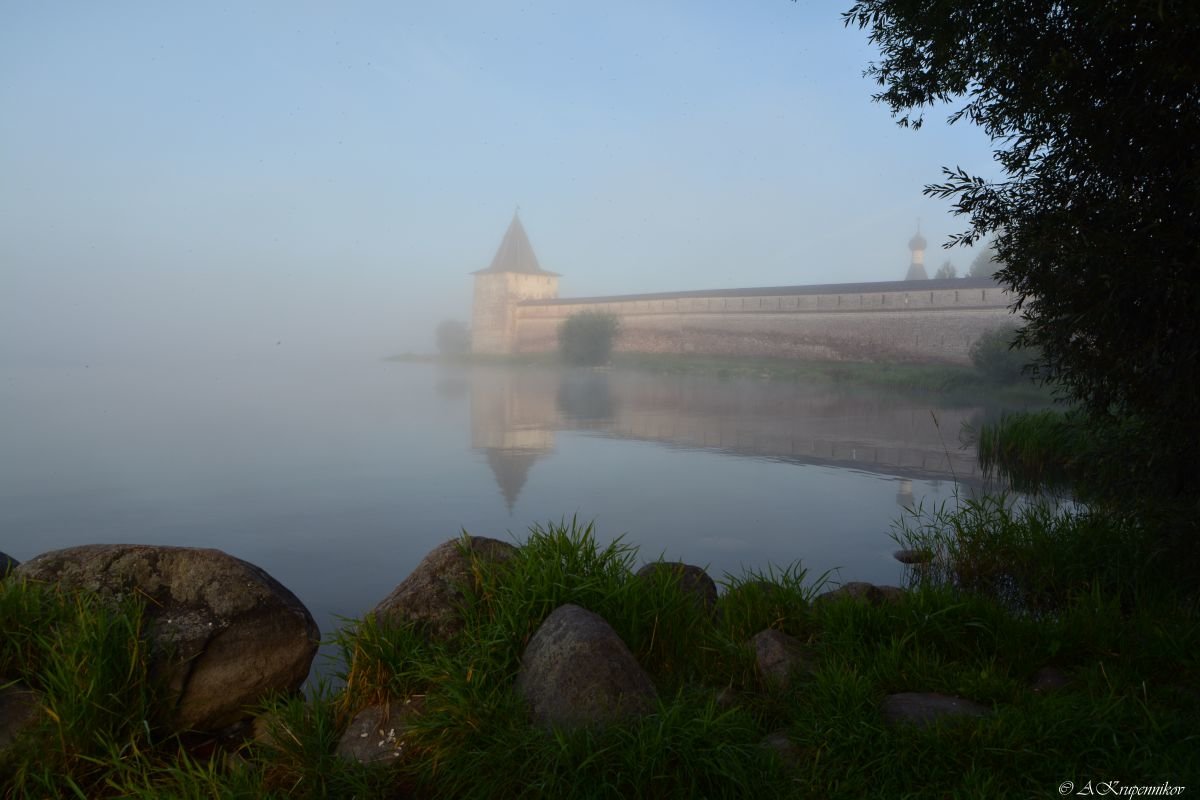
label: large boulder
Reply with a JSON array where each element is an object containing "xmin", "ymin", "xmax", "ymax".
[
  {"xmin": 635, "ymin": 562, "xmax": 718, "ymax": 612},
  {"xmin": 371, "ymin": 536, "xmax": 516, "ymax": 640},
  {"xmin": 16, "ymin": 544, "xmax": 319, "ymax": 732},
  {"xmin": 517, "ymin": 604, "xmax": 657, "ymax": 729}
]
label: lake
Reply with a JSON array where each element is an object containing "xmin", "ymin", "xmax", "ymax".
[{"xmin": 1, "ymin": 359, "xmax": 1019, "ymax": 650}]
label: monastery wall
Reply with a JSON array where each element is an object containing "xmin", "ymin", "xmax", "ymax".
[{"xmin": 510, "ymin": 279, "xmax": 1014, "ymax": 364}]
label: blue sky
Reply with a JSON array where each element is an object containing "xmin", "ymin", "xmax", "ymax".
[{"xmin": 1, "ymin": 1, "xmax": 1000, "ymax": 363}]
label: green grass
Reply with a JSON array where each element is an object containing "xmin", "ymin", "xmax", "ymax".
[
  {"xmin": 889, "ymin": 493, "xmax": 1173, "ymax": 612},
  {"xmin": 4, "ymin": 517, "xmax": 1197, "ymax": 798}
]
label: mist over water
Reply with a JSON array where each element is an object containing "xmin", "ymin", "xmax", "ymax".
[
  {"xmin": 2, "ymin": 359, "xmax": 1021, "ymax": 642},
  {"xmin": 1, "ymin": 2, "xmax": 1016, "ymax": 656}
]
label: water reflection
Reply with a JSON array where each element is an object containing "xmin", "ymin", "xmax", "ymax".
[{"xmin": 470, "ymin": 366, "xmax": 989, "ymax": 510}]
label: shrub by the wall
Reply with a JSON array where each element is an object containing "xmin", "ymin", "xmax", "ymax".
[
  {"xmin": 970, "ymin": 326, "xmax": 1034, "ymax": 384},
  {"xmin": 558, "ymin": 312, "xmax": 620, "ymax": 366}
]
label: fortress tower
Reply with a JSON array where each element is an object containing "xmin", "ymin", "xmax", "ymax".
[
  {"xmin": 470, "ymin": 212, "xmax": 560, "ymax": 354},
  {"xmin": 905, "ymin": 224, "xmax": 928, "ymax": 280}
]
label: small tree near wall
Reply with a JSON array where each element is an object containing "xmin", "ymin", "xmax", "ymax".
[
  {"xmin": 970, "ymin": 326, "xmax": 1036, "ymax": 384},
  {"xmin": 435, "ymin": 320, "xmax": 471, "ymax": 357},
  {"xmin": 558, "ymin": 311, "xmax": 620, "ymax": 366}
]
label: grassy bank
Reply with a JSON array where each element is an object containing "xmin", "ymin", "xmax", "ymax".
[
  {"xmin": 4, "ymin": 517, "xmax": 1197, "ymax": 798},
  {"xmin": 387, "ymin": 351, "xmax": 1052, "ymax": 403}
]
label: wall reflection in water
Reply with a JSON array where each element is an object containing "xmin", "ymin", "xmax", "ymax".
[{"xmin": 470, "ymin": 366, "xmax": 988, "ymax": 511}]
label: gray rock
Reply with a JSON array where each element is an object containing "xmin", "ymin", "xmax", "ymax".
[
  {"xmin": 517, "ymin": 604, "xmax": 657, "ymax": 729},
  {"xmin": 750, "ymin": 629, "xmax": 812, "ymax": 690},
  {"xmin": 880, "ymin": 692, "xmax": 990, "ymax": 727},
  {"xmin": 635, "ymin": 562, "xmax": 718, "ymax": 611},
  {"xmin": 0, "ymin": 552, "xmax": 17, "ymax": 578},
  {"xmin": 875, "ymin": 585, "xmax": 906, "ymax": 604},
  {"xmin": 0, "ymin": 682, "xmax": 41, "ymax": 753},
  {"xmin": 813, "ymin": 581, "xmax": 904, "ymax": 607},
  {"xmin": 336, "ymin": 696, "xmax": 425, "ymax": 766},
  {"xmin": 372, "ymin": 536, "xmax": 516, "ymax": 640},
  {"xmin": 16, "ymin": 544, "xmax": 319, "ymax": 732},
  {"xmin": 893, "ymin": 548, "xmax": 932, "ymax": 565},
  {"xmin": 760, "ymin": 729, "xmax": 804, "ymax": 770},
  {"xmin": 1030, "ymin": 666, "xmax": 1070, "ymax": 694}
]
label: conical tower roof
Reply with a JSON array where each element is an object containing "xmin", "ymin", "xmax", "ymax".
[
  {"xmin": 485, "ymin": 448, "xmax": 542, "ymax": 513},
  {"xmin": 472, "ymin": 211, "xmax": 559, "ymax": 276}
]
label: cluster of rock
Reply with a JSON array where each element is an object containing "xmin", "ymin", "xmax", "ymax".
[{"xmin": 0, "ymin": 539, "xmax": 1070, "ymax": 769}]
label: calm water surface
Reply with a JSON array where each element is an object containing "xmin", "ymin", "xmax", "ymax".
[{"xmin": 2, "ymin": 360, "xmax": 1013, "ymax": 644}]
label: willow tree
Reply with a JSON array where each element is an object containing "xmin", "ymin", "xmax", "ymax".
[{"xmin": 845, "ymin": 1, "xmax": 1200, "ymax": 497}]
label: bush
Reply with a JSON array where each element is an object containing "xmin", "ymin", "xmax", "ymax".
[
  {"xmin": 558, "ymin": 311, "xmax": 619, "ymax": 366},
  {"xmin": 970, "ymin": 327, "xmax": 1033, "ymax": 384},
  {"xmin": 435, "ymin": 320, "xmax": 471, "ymax": 357}
]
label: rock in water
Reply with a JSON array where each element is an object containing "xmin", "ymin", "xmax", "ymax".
[
  {"xmin": 893, "ymin": 548, "xmax": 933, "ymax": 566},
  {"xmin": 635, "ymin": 562, "xmax": 718, "ymax": 612},
  {"xmin": 371, "ymin": 536, "xmax": 516, "ymax": 640},
  {"xmin": 517, "ymin": 604, "xmax": 657, "ymax": 729},
  {"xmin": 16, "ymin": 544, "xmax": 319, "ymax": 732}
]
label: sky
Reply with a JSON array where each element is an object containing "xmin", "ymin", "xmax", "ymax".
[{"xmin": 0, "ymin": 1, "xmax": 1001, "ymax": 364}]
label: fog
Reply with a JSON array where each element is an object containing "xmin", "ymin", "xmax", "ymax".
[{"xmin": 0, "ymin": 1, "xmax": 998, "ymax": 366}]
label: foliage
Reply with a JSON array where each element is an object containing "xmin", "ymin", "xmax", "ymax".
[
  {"xmin": 891, "ymin": 494, "xmax": 1161, "ymax": 612},
  {"xmin": 969, "ymin": 326, "xmax": 1035, "ymax": 385},
  {"xmin": 978, "ymin": 410, "xmax": 1200, "ymax": 551},
  {"xmin": 976, "ymin": 410, "xmax": 1088, "ymax": 496},
  {"xmin": 933, "ymin": 260, "xmax": 957, "ymax": 280},
  {"xmin": 844, "ymin": 0, "xmax": 1200, "ymax": 499},
  {"xmin": 558, "ymin": 311, "xmax": 620, "ymax": 366},
  {"xmin": 0, "ymin": 580, "xmax": 159, "ymax": 797},
  {"xmin": 434, "ymin": 319, "xmax": 471, "ymax": 357},
  {"xmin": 967, "ymin": 244, "xmax": 998, "ymax": 279}
]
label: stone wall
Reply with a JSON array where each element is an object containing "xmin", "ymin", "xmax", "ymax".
[{"xmin": 511, "ymin": 279, "xmax": 1014, "ymax": 364}]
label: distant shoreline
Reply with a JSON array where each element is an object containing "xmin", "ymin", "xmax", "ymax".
[{"xmin": 384, "ymin": 351, "xmax": 1053, "ymax": 404}]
